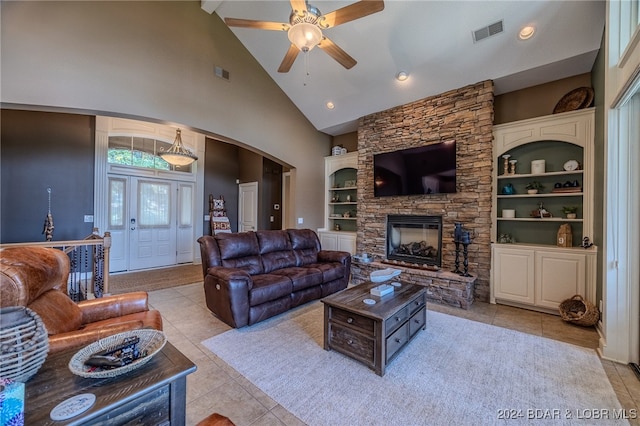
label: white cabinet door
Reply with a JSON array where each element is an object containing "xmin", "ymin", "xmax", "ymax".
[
  {"xmin": 319, "ymin": 232, "xmax": 338, "ymax": 251},
  {"xmin": 492, "ymin": 246, "xmax": 535, "ymax": 304},
  {"xmin": 535, "ymin": 251, "xmax": 586, "ymax": 310},
  {"xmin": 337, "ymin": 234, "xmax": 356, "ymax": 254}
]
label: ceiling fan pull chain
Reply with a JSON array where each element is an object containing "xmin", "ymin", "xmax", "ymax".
[{"xmin": 304, "ymin": 52, "xmax": 311, "ymax": 86}]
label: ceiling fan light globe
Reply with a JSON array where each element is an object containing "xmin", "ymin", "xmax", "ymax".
[{"xmin": 288, "ymin": 23, "xmax": 322, "ymax": 51}]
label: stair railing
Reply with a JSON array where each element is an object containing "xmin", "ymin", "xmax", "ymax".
[{"xmin": 0, "ymin": 228, "xmax": 111, "ymax": 300}]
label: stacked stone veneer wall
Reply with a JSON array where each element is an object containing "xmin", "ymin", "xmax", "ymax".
[{"xmin": 356, "ymin": 81, "xmax": 494, "ymax": 303}]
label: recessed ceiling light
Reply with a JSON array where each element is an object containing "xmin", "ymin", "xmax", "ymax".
[
  {"xmin": 396, "ymin": 71, "xmax": 409, "ymax": 81},
  {"xmin": 326, "ymin": 101, "xmax": 335, "ymax": 110},
  {"xmin": 518, "ymin": 25, "xmax": 535, "ymax": 40}
]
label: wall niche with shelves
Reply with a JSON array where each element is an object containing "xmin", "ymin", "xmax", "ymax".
[
  {"xmin": 496, "ymin": 140, "xmax": 585, "ymax": 245},
  {"xmin": 318, "ymin": 151, "xmax": 358, "ymax": 254},
  {"xmin": 491, "ymin": 108, "xmax": 597, "ymax": 313}
]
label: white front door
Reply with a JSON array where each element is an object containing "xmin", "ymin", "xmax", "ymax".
[
  {"xmin": 239, "ymin": 182, "xmax": 258, "ymax": 232},
  {"xmin": 107, "ymin": 176, "xmax": 193, "ymax": 272},
  {"xmin": 129, "ymin": 178, "xmax": 177, "ymax": 270}
]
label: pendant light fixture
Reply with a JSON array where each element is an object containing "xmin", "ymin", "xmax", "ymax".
[{"xmin": 159, "ymin": 129, "xmax": 198, "ymax": 166}]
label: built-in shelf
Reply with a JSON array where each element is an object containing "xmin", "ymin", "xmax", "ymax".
[
  {"xmin": 497, "ymin": 193, "xmax": 583, "ymax": 199},
  {"xmin": 496, "ymin": 170, "xmax": 584, "ymax": 180},
  {"xmin": 497, "ymin": 218, "xmax": 583, "ymax": 222}
]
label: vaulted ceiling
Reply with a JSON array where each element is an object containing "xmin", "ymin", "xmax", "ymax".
[{"xmin": 203, "ymin": 1, "xmax": 605, "ymax": 136}]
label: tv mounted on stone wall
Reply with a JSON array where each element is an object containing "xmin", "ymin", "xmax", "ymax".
[{"xmin": 373, "ymin": 141, "xmax": 456, "ymax": 197}]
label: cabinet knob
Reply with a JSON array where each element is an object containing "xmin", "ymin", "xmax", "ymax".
[
  {"xmin": 347, "ymin": 317, "xmax": 353, "ymax": 324},
  {"xmin": 414, "ymin": 319, "xmax": 420, "ymax": 324},
  {"xmin": 395, "ymin": 316, "xmax": 400, "ymax": 322},
  {"xmin": 395, "ymin": 338, "xmax": 401, "ymax": 343},
  {"xmin": 347, "ymin": 339, "xmax": 353, "ymax": 345}
]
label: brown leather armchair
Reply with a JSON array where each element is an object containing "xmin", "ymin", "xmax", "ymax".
[{"xmin": 0, "ymin": 246, "xmax": 163, "ymax": 354}]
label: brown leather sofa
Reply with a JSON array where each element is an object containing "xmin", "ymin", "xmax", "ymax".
[
  {"xmin": 0, "ymin": 246, "xmax": 163, "ymax": 354},
  {"xmin": 198, "ymin": 229, "xmax": 351, "ymax": 328}
]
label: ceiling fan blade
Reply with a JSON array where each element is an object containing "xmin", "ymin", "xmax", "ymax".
[
  {"xmin": 290, "ymin": 0, "xmax": 308, "ymax": 15},
  {"xmin": 278, "ymin": 44, "xmax": 300, "ymax": 73},
  {"xmin": 318, "ymin": 36, "xmax": 357, "ymax": 69},
  {"xmin": 320, "ymin": 0, "xmax": 385, "ymax": 28},
  {"xmin": 224, "ymin": 17, "xmax": 289, "ymax": 31}
]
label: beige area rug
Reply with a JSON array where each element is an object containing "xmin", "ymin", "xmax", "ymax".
[
  {"xmin": 202, "ymin": 303, "xmax": 627, "ymax": 426},
  {"xmin": 108, "ymin": 264, "xmax": 203, "ymax": 294}
]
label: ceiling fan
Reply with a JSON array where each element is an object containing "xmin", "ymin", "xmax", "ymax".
[{"xmin": 224, "ymin": 0, "xmax": 384, "ymax": 73}]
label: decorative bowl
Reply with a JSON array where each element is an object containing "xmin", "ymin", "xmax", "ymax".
[{"xmin": 68, "ymin": 329, "xmax": 166, "ymax": 379}]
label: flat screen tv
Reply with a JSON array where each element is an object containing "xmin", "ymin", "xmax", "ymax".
[{"xmin": 374, "ymin": 141, "xmax": 456, "ymax": 197}]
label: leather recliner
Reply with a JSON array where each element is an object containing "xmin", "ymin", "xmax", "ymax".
[{"xmin": 0, "ymin": 246, "xmax": 163, "ymax": 354}]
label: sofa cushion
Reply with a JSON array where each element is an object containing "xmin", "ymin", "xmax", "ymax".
[
  {"xmin": 216, "ymin": 232, "xmax": 264, "ymax": 275},
  {"xmin": 307, "ymin": 262, "xmax": 346, "ymax": 282},
  {"xmin": 28, "ymin": 289, "xmax": 82, "ymax": 335},
  {"xmin": 287, "ymin": 229, "xmax": 320, "ymax": 265},
  {"xmin": 249, "ymin": 274, "xmax": 293, "ymax": 306},
  {"xmin": 272, "ymin": 267, "xmax": 323, "ymax": 291},
  {"xmin": 257, "ymin": 230, "xmax": 297, "ymax": 273}
]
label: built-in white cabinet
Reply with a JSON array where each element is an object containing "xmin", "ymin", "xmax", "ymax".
[
  {"xmin": 318, "ymin": 152, "xmax": 358, "ymax": 255},
  {"xmin": 490, "ymin": 109, "xmax": 598, "ymax": 313},
  {"xmin": 492, "ymin": 244, "xmax": 596, "ymax": 313}
]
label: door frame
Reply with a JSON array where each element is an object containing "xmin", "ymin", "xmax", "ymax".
[{"xmin": 94, "ymin": 117, "xmax": 205, "ymax": 273}]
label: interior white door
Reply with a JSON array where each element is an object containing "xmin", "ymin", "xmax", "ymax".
[
  {"xmin": 239, "ymin": 182, "xmax": 258, "ymax": 232},
  {"xmin": 129, "ymin": 178, "xmax": 177, "ymax": 270}
]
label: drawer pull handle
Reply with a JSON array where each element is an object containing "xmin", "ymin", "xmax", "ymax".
[
  {"xmin": 347, "ymin": 317, "xmax": 353, "ymax": 324},
  {"xmin": 414, "ymin": 319, "xmax": 420, "ymax": 324},
  {"xmin": 395, "ymin": 338, "xmax": 401, "ymax": 343},
  {"xmin": 347, "ymin": 339, "xmax": 354, "ymax": 345}
]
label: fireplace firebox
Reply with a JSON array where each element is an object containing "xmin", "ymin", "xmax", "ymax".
[{"xmin": 386, "ymin": 215, "xmax": 442, "ymax": 267}]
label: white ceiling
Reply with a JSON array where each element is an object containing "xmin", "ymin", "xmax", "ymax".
[{"xmin": 207, "ymin": 1, "xmax": 605, "ymax": 136}]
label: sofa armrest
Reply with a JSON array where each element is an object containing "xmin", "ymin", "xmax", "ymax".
[
  {"xmin": 78, "ymin": 291, "xmax": 149, "ymax": 325},
  {"xmin": 204, "ymin": 267, "xmax": 253, "ymax": 328},
  {"xmin": 318, "ymin": 250, "xmax": 351, "ymax": 266}
]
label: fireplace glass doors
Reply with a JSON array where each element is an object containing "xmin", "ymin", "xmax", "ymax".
[{"xmin": 386, "ymin": 215, "xmax": 442, "ymax": 267}]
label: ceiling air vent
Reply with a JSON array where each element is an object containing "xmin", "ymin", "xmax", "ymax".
[{"xmin": 472, "ymin": 20, "xmax": 504, "ymax": 43}]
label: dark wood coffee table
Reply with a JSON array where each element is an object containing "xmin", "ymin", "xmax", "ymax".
[
  {"xmin": 322, "ymin": 281, "xmax": 426, "ymax": 376},
  {"xmin": 24, "ymin": 341, "xmax": 196, "ymax": 425}
]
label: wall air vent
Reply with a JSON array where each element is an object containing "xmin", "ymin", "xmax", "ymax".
[
  {"xmin": 215, "ymin": 66, "xmax": 230, "ymax": 81},
  {"xmin": 472, "ymin": 20, "xmax": 504, "ymax": 43}
]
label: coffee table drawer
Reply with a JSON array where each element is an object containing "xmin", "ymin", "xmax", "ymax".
[
  {"xmin": 409, "ymin": 292, "xmax": 426, "ymax": 315},
  {"xmin": 386, "ymin": 322, "xmax": 409, "ymax": 362},
  {"xmin": 409, "ymin": 306, "xmax": 426, "ymax": 337},
  {"xmin": 331, "ymin": 308, "xmax": 375, "ymax": 334},
  {"xmin": 385, "ymin": 306, "xmax": 408, "ymax": 335},
  {"xmin": 329, "ymin": 323, "xmax": 375, "ymax": 365}
]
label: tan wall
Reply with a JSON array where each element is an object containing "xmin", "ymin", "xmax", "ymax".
[
  {"xmin": 494, "ymin": 73, "xmax": 592, "ymax": 124},
  {"xmin": 332, "ymin": 132, "xmax": 358, "ymax": 154},
  {"xmin": 0, "ymin": 1, "xmax": 330, "ymax": 230},
  {"xmin": 357, "ymin": 81, "xmax": 494, "ymax": 302}
]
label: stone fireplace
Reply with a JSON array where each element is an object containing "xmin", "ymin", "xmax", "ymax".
[
  {"xmin": 353, "ymin": 80, "xmax": 494, "ymax": 305},
  {"xmin": 386, "ymin": 215, "xmax": 442, "ymax": 267}
]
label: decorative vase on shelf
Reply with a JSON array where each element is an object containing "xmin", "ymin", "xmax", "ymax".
[
  {"xmin": 527, "ymin": 189, "xmax": 538, "ymax": 194},
  {"xmin": 566, "ymin": 213, "xmax": 577, "ymax": 219},
  {"xmin": 501, "ymin": 184, "xmax": 515, "ymax": 195}
]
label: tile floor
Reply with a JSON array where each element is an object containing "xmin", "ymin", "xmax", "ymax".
[{"xmin": 148, "ymin": 283, "xmax": 640, "ymax": 426}]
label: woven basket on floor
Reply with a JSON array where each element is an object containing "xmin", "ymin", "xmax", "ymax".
[{"xmin": 559, "ymin": 295, "xmax": 599, "ymax": 327}]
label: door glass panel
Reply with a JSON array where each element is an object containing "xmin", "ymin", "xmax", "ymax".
[
  {"xmin": 179, "ymin": 184, "xmax": 192, "ymax": 227},
  {"xmin": 108, "ymin": 177, "xmax": 126, "ymax": 228},
  {"xmin": 138, "ymin": 181, "xmax": 170, "ymax": 227}
]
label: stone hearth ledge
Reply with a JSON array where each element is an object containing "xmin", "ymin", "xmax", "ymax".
[{"xmin": 351, "ymin": 260, "xmax": 476, "ymax": 309}]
